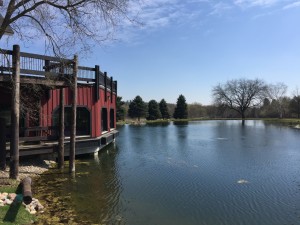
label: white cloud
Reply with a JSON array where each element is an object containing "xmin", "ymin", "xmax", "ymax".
[
  {"xmin": 209, "ymin": 2, "xmax": 232, "ymax": 16},
  {"xmin": 233, "ymin": 0, "xmax": 279, "ymax": 8},
  {"xmin": 283, "ymin": 1, "xmax": 300, "ymax": 9},
  {"xmin": 128, "ymin": 0, "xmax": 185, "ymax": 30}
]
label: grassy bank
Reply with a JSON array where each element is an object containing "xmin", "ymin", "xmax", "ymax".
[{"xmin": 0, "ymin": 181, "xmax": 36, "ymax": 225}]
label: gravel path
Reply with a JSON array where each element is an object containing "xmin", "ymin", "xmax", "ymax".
[{"xmin": 0, "ymin": 157, "xmax": 55, "ymax": 185}]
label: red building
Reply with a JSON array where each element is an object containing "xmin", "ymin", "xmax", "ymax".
[{"xmin": 0, "ymin": 46, "xmax": 118, "ymax": 157}]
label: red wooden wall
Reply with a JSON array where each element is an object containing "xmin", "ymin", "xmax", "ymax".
[{"xmin": 40, "ymin": 85, "xmax": 117, "ymax": 138}]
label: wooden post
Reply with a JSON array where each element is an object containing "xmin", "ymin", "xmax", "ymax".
[
  {"xmin": 94, "ymin": 65, "xmax": 100, "ymax": 101},
  {"xmin": 0, "ymin": 118, "xmax": 6, "ymax": 170},
  {"xmin": 114, "ymin": 81, "xmax": 117, "ymax": 97},
  {"xmin": 58, "ymin": 88, "xmax": 64, "ymax": 169},
  {"xmin": 22, "ymin": 177, "xmax": 32, "ymax": 205},
  {"xmin": 104, "ymin": 72, "xmax": 107, "ymax": 102},
  {"xmin": 69, "ymin": 55, "xmax": 78, "ymax": 173},
  {"xmin": 10, "ymin": 45, "xmax": 20, "ymax": 179},
  {"xmin": 110, "ymin": 77, "xmax": 113, "ymax": 103}
]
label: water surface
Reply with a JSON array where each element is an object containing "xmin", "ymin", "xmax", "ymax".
[{"xmin": 36, "ymin": 120, "xmax": 300, "ymax": 225}]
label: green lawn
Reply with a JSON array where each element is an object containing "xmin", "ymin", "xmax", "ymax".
[{"xmin": 0, "ymin": 182, "xmax": 36, "ymax": 225}]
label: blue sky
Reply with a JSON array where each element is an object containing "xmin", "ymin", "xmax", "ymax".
[{"xmin": 2, "ymin": 0, "xmax": 300, "ymax": 104}]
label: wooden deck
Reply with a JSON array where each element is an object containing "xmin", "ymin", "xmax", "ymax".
[{"xmin": 5, "ymin": 130, "xmax": 119, "ymax": 158}]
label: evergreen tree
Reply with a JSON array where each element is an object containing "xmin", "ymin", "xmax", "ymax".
[
  {"xmin": 159, "ymin": 99, "xmax": 170, "ymax": 119},
  {"xmin": 290, "ymin": 96, "xmax": 300, "ymax": 118},
  {"xmin": 128, "ymin": 95, "xmax": 147, "ymax": 121},
  {"xmin": 147, "ymin": 100, "xmax": 161, "ymax": 120},
  {"xmin": 116, "ymin": 96, "xmax": 126, "ymax": 121},
  {"xmin": 173, "ymin": 94, "xmax": 188, "ymax": 119}
]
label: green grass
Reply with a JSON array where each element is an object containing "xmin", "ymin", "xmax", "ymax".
[{"xmin": 0, "ymin": 182, "xmax": 36, "ymax": 225}]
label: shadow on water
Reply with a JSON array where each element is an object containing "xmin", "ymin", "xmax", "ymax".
[
  {"xmin": 173, "ymin": 121, "xmax": 188, "ymax": 126},
  {"xmin": 146, "ymin": 121, "xmax": 170, "ymax": 127}
]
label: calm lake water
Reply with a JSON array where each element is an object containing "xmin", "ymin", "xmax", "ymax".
[{"xmin": 35, "ymin": 120, "xmax": 300, "ymax": 225}]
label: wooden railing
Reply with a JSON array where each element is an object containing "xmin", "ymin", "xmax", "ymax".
[
  {"xmin": 0, "ymin": 48, "xmax": 117, "ymax": 93},
  {"xmin": 19, "ymin": 126, "xmax": 58, "ymax": 142},
  {"xmin": 4, "ymin": 126, "xmax": 91, "ymax": 142}
]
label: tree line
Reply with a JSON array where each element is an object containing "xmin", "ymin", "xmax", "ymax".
[
  {"xmin": 117, "ymin": 78, "xmax": 300, "ymax": 122},
  {"xmin": 117, "ymin": 94, "xmax": 188, "ymax": 121}
]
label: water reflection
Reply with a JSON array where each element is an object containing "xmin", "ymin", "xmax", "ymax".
[
  {"xmin": 35, "ymin": 121, "xmax": 300, "ymax": 225},
  {"xmin": 35, "ymin": 144, "xmax": 123, "ymax": 224}
]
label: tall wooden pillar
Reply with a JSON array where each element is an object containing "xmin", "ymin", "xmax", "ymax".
[
  {"xmin": 69, "ymin": 55, "xmax": 78, "ymax": 173},
  {"xmin": 10, "ymin": 44, "xmax": 20, "ymax": 179},
  {"xmin": 0, "ymin": 118, "xmax": 6, "ymax": 170},
  {"xmin": 94, "ymin": 65, "xmax": 100, "ymax": 101},
  {"xmin": 58, "ymin": 88, "xmax": 65, "ymax": 169},
  {"xmin": 110, "ymin": 77, "xmax": 113, "ymax": 103},
  {"xmin": 104, "ymin": 72, "xmax": 107, "ymax": 102}
]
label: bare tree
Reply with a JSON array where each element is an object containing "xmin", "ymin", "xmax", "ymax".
[
  {"xmin": 267, "ymin": 82, "xmax": 288, "ymax": 118},
  {"xmin": 212, "ymin": 78, "xmax": 267, "ymax": 120},
  {"xmin": 0, "ymin": 0, "xmax": 131, "ymax": 56}
]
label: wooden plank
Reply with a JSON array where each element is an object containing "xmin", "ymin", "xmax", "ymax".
[
  {"xmin": 20, "ymin": 78, "xmax": 67, "ymax": 86},
  {"xmin": 20, "ymin": 69, "xmax": 58, "ymax": 76},
  {"xmin": 77, "ymin": 77, "xmax": 94, "ymax": 82},
  {"xmin": 19, "ymin": 136, "xmax": 57, "ymax": 142},
  {"xmin": 20, "ymin": 52, "xmax": 72, "ymax": 63},
  {"xmin": 78, "ymin": 66, "xmax": 96, "ymax": 71},
  {"xmin": 0, "ymin": 49, "xmax": 13, "ymax": 54}
]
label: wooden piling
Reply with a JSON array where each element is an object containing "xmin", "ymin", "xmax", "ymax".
[
  {"xmin": 22, "ymin": 177, "xmax": 32, "ymax": 205},
  {"xmin": 0, "ymin": 118, "xmax": 6, "ymax": 170},
  {"xmin": 69, "ymin": 55, "xmax": 78, "ymax": 173},
  {"xmin": 110, "ymin": 77, "xmax": 113, "ymax": 103},
  {"xmin": 104, "ymin": 72, "xmax": 107, "ymax": 102},
  {"xmin": 10, "ymin": 44, "xmax": 20, "ymax": 179},
  {"xmin": 94, "ymin": 65, "xmax": 100, "ymax": 101},
  {"xmin": 58, "ymin": 88, "xmax": 65, "ymax": 169}
]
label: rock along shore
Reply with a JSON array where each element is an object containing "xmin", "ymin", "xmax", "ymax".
[
  {"xmin": 0, "ymin": 157, "xmax": 55, "ymax": 184},
  {"xmin": 0, "ymin": 157, "xmax": 55, "ymax": 214}
]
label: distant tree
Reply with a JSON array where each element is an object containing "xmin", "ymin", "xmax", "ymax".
[
  {"xmin": 212, "ymin": 78, "xmax": 267, "ymax": 120},
  {"xmin": 267, "ymin": 82, "xmax": 288, "ymax": 118},
  {"xmin": 159, "ymin": 99, "xmax": 170, "ymax": 119},
  {"xmin": 290, "ymin": 97, "xmax": 300, "ymax": 118},
  {"xmin": 188, "ymin": 103, "xmax": 205, "ymax": 118},
  {"xmin": 116, "ymin": 96, "xmax": 126, "ymax": 121},
  {"xmin": 128, "ymin": 96, "xmax": 147, "ymax": 121},
  {"xmin": 173, "ymin": 94, "xmax": 188, "ymax": 119},
  {"xmin": 147, "ymin": 100, "xmax": 161, "ymax": 120},
  {"xmin": 289, "ymin": 88, "xmax": 300, "ymax": 118},
  {"xmin": 259, "ymin": 98, "xmax": 275, "ymax": 118}
]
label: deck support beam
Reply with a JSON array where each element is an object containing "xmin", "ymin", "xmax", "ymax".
[
  {"xmin": 10, "ymin": 45, "xmax": 20, "ymax": 179},
  {"xmin": 0, "ymin": 118, "xmax": 6, "ymax": 170},
  {"xmin": 58, "ymin": 88, "xmax": 65, "ymax": 169},
  {"xmin": 69, "ymin": 55, "xmax": 78, "ymax": 173}
]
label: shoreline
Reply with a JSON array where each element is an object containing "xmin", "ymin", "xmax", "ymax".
[{"xmin": 0, "ymin": 157, "xmax": 55, "ymax": 186}]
